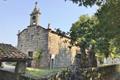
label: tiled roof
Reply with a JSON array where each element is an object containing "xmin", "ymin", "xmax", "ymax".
[
  {"xmin": 18, "ymin": 25, "xmax": 71, "ymax": 39},
  {"xmin": 0, "ymin": 43, "xmax": 29, "ymax": 61}
]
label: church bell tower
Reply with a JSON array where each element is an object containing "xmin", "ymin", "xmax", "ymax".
[{"xmin": 30, "ymin": 2, "xmax": 41, "ymax": 26}]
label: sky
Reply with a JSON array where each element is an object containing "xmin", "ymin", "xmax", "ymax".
[{"xmin": 0, "ymin": 0, "xmax": 98, "ymax": 46}]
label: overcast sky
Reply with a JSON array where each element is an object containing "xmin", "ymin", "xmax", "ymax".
[{"xmin": 0, "ymin": 0, "xmax": 98, "ymax": 46}]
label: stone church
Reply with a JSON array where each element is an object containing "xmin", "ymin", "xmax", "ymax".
[{"xmin": 17, "ymin": 2, "xmax": 79, "ymax": 68}]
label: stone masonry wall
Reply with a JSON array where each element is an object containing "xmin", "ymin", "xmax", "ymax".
[
  {"xmin": 17, "ymin": 25, "xmax": 79, "ymax": 68},
  {"xmin": 17, "ymin": 25, "xmax": 49, "ymax": 68},
  {"xmin": 0, "ymin": 69, "xmax": 18, "ymax": 80},
  {"xmin": 48, "ymin": 30, "xmax": 79, "ymax": 67}
]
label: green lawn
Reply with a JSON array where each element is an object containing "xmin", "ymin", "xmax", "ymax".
[{"xmin": 26, "ymin": 67, "xmax": 65, "ymax": 78}]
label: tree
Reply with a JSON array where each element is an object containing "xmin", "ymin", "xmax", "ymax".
[
  {"xmin": 69, "ymin": 0, "xmax": 120, "ymax": 59},
  {"xmin": 68, "ymin": 0, "xmax": 120, "ymax": 47},
  {"xmin": 65, "ymin": 0, "xmax": 106, "ymax": 6},
  {"xmin": 96, "ymin": 0, "xmax": 120, "ymax": 44},
  {"xmin": 95, "ymin": 0, "xmax": 120, "ymax": 57},
  {"xmin": 55, "ymin": 28, "xmax": 67, "ymax": 37},
  {"xmin": 70, "ymin": 15, "xmax": 99, "ymax": 47},
  {"xmin": 33, "ymin": 49, "xmax": 42, "ymax": 68},
  {"xmin": 70, "ymin": 15, "xmax": 98, "ymax": 67}
]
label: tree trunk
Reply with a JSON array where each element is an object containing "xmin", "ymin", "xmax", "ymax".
[{"xmin": 88, "ymin": 45, "xmax": 97, "ymax": 67}]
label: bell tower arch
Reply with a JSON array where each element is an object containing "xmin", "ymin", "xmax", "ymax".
[{"xmin": 30, "ymin": 2, "xmax": 41, "ymax": 26}]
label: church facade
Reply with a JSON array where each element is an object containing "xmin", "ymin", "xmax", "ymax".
[{"xmin": 17, "ymin": 3, "xmax": 79, "ymax": 68}]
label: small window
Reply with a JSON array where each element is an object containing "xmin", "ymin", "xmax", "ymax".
[
  {"xmin": 28, "ymin": 51, "xmax": 33, "ymax": 58},
  {"xmin": 27, "ymin": 51, "xmax": 33, "ymax": 67},
  {"xmin": 32, "ymin": 16, "xmax": 36, "ymax": 20}
]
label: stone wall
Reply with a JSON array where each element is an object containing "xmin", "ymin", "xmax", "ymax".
[
  {"xmin": 17, "ymin": 26, "xmax": 49, "ymax": 68},
  {"xmin": 48, "ymin": 64, "xmax": 120, "ymax": 80},
  {"xmin": 0, "ymin": 69, "xmax": 18, "ymax": 80},
  {"xmin": 104, "ymin": 57, "xmax": 120, "ymax": 65},
  {"xmin": 1, "ymin": 64, "xmax": 120, "ymax": 80},
  {"xmin": 48, "ymin": 31, "xmax": 79, "ymax": 67},
  {"xmin": 17, "ymin": 25, "xmax": 79, "ymax": 68}
]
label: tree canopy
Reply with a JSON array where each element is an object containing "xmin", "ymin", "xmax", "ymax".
[
  {"xmin": 66, "ymin": 0, "xmax": 106, "ymax": 6},
  {"xmin": 70, "ymin": 15, "xmax": 98, "ymax": 47},
  {"xmin": 70, "ymin": 0, "xmax": 120, "ymax": 58},
  {"xmin": 96, "ymin": 0, "xmax": 120, "ymax": 47}
]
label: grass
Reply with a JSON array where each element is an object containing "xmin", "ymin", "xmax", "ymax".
[
  {"xmin": 26, "ymin": 65, "xmax": 120, "ymax": 79},
  {"xmin": 26, "ymin": 67, "xmax": 65, "ymax": 78}
]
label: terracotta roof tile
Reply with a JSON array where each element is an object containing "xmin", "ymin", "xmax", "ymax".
[{"xmin": 0, "ymin": 43, "xmax": 30, "ymax": 61}]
